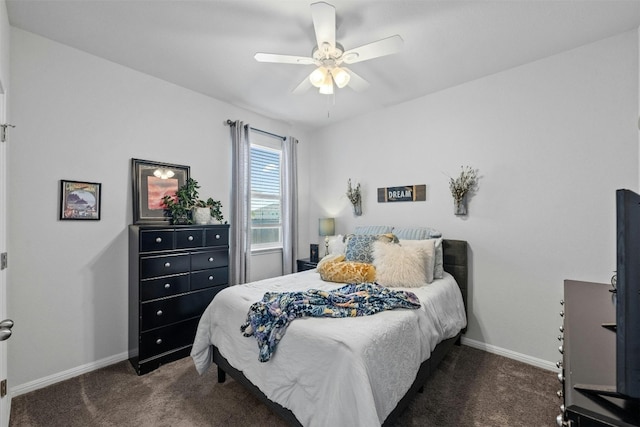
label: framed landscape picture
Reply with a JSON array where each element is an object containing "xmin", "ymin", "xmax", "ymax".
[
  {"xmin": 132, "ymin": 158, "xmax": 190, "ymax": 224},
  {"xmin": 59, "ymin": 180, "xmax": 101, "ymax": 220}
]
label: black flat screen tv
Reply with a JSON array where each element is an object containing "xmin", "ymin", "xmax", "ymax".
[{"xmin": 616, "ymin": 188, "xmax": 640, "ymax": 399}]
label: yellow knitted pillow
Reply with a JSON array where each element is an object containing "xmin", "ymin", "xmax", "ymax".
[{"xmin": 317, "ymin": 254, "xmax": 376, "ymax": 284}]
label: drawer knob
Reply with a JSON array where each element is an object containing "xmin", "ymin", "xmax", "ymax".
[
  {"xmin": 164, "ymin": 262, "xmax": 171, "ymax": 268},
  {"xmin": 188, "ymin": 236, "xmax": 194, "ymax": 241},
  {"xmin": 557, "ymin": 335, "xmax": 563, "ymax": 341},
  {"xmin": 556, "ymin": 390, "xmax": 563, "ymax": 398},
  {"xmin": 208, "ymin": 275, "xmax": 214, "ymax": 281},
  {"xmin": 215, "ymin": 234, "xmax": 220, "ymax": 239},
  {"xmin": 558, "ymin": 345, "xmax": 563, "ymax": 354},
  {"xmin": 156, "ymin": 338, "xmax": 163, "ymax": 345},
  {"xmin": 557, "ymin": 372, "xmax": 564, "ymax": 383},
  {"xmin": 559, "ymin": 310, "xmax": 564, "ymax": 317},
  {"xmin": 556, "ymin": 360, "xmax": 563, "ymax": 368},
  {"xmin": 208, "ymin": 257, "xmax": 214, "ymax": 262},
  {"xmin": 556, "ymin": 414, "xmax": 568, "ymax": 426},
  {"xmin": 164, "ymin": 283, "xmax": 171, "ymax": 289},
  {"xmin": 156, "ymin": 310, "xmax": 163, "ymax": 316},
  {"xmin": 559, "ymin": 325, "xmax": 564, "ymax": 333},
  {"xmin": 155, "ymin": 237, "xmax": 162, "ymax": 243}
]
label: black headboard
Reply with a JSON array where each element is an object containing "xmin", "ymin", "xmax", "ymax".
[{"xmin": 442, "ymin": 239, "xmax": 468, "ymax": 313}]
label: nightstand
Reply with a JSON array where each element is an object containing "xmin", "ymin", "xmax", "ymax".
[{"xmin": 297, "ymin": 258, "xmax": 318, "ymax": 272}]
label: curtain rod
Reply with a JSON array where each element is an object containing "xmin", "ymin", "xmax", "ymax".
[{"xmin": 225, "ymin": 119, "xmax": 286, "ymax": 141}]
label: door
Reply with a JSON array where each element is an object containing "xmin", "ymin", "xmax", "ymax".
[{"xmin": 0, "ymin": 80, "xmax": 10, "ymax": 427}]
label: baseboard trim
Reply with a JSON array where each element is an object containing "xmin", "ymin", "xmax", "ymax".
[
  {"xmin": 10, "ymin": 341, "xmax": 557, "ymax": 397},
  {"xmin": 461, "ymin": 337, "xmax": 558, "ymax": 372},
  {"xmin": 10, "ymin": 351, "xmax": 129, "ymax": 397}
]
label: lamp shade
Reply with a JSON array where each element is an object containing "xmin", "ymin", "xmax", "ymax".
[
  {"xmin": 319, "ymin": 74, "xmax": 334, "ymax": 95},
  {"xmin": 309, "ymin": 67, "xmax": 327, "ymax": 88},
  {"xmin": 331, "ymin": 67, "xmax": 350, "ymax": 88},
  {"xmin": 318, "ymin": 218, "xmax": 335, "ymax": 236}
]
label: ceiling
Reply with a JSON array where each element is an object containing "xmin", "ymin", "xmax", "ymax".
[{"xmin": 7, "ymin": 0, "xmax": 640, "ymax": 129}]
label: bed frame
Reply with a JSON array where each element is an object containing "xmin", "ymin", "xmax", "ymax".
[{"xmin": 213, "ymin": 239, "xmax": 468, "ymax": 426}]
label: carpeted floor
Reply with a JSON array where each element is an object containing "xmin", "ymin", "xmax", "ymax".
[{"xmin": 9, "ymin": 345, "xmax": 559, "ymax": 426}]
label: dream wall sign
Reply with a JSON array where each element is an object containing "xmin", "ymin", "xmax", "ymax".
[{"xmin": 377, "ymin": 185, "xmax": 426, "ymax": 203}]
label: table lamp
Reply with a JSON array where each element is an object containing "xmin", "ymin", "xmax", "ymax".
[{"xmin": 318, "ymin": 218, "xmax": 335, "ymax": 257}]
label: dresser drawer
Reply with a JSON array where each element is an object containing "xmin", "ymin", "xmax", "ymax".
[
  {"xmin": 140, "ymin": 253, "xmax": 190, "ymax": 279},
  {"xmin": 205, "ymin": 227, "xmax": 229, "ymax": 247},
  {"xmin": 176, "ymin": 229, "xmax": 204, "ymax": 249},
  {"xmin": 191, "ymin": 268, "xmax": 228, "ymax": 291},
  {"xmin": 140, "ymin": 274, "xmax": 189, "ymax": 301},
  {"xmin": 140, "ymin": 287, "xmax": 217, "ymax": 331},
  {"xmin": 138, "ymin": 317, "xmax": 200, "ymax": 361},
  {"xmin": 191, "ymin": 249, "xmax": 229, "ymax": 271},
  {"xmin": 140, "ymin": 230, "xmax": 174, "ymax": 252}
]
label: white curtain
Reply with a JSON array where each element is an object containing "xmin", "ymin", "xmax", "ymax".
[
  {"xmin": 230, "ymin": 121, "xmax": 251, "ymax": 285},
  {"xmin": 282, "ymin": 136, "xmax": 298, "ymax": 274}
]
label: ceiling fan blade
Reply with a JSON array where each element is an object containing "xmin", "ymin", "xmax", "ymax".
[
  {"xmin": 254, "ymin": 53, "xmax": 315, "ymax": 65},
  {"xmin": 292, "ymin": 74, "xmax": 313, "ymax": 94},
  {"xmin": 311, "ymin": 1, "xmax": 336, "ymax": 50},
  {"xmin": 342, "ymin": 67, "xmax": 370, "ymax": 92},
  {"xmin": 342, "ymin": 35, "xmax": 404, "ymax": 64}
]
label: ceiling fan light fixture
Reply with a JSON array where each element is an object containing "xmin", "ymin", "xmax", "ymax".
[
  {"xmin": 319, "ymin": 75, "xmax": 334, "ymax": 95},
  {"xmin": 309, "ymin": 67, "xmax": 328, "ymax": 88},
  {"xmin": 254, "ymin": 3, "xmax": 403, "ymax": 97},
  {"xmin": 331, "ymin": 67, "xmax": 350, "ymax": 88}
]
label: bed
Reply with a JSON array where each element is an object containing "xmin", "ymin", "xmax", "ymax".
[{"xmin": 191, "ymin": 238, "xmax": 468, "ymax": 426}]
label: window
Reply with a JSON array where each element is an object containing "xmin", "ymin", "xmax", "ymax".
[{"xmin": 250, "ymin": 132, "xmax": 282, "ymax": 250}]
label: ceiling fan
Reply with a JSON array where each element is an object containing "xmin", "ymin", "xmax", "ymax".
[{"xmin": 254, "ymin": 1, "xmax": 404, "ymax": 95}]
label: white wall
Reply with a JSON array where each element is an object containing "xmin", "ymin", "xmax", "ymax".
[
  {"xmin": 7, "ymin": 28, "xmax": 310, "ymax": 390},
  {"xmin": 307, "ymin": 31, "xmax": 639, "ymax": 367}
]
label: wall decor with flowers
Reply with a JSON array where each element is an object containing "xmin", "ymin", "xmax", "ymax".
[
  {"xmin": 346, "ymin": 179, "xmax": 362, "ymax": 216},
  {"xmin": 448, "ymin": 165, "xmax": 478, "ymax": 216}
]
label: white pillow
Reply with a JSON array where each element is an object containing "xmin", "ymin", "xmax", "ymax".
[
  {"xmin": 372, "ymin": 241, "xmax": 430, "ymax": 288},
  {"xmin": 398, "ymin": 239, "xmax": 436, "ymax": 284},
  {"xmin": 327, "ymin": 234, "xmax": 346, "ymax": 255}
]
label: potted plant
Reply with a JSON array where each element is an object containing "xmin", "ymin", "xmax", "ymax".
[
  {"xmin": 195, "ymin": 197, "xmax": 224, "ymax": 224},
  {"xmin": 162, "ymin": 178, "xmax": 199, "ymax": 224},
  {"xmin": 162, "ymin": 178, "xmax": 224, "ymax": 225}
]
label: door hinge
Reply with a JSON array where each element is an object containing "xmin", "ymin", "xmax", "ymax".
[
  {"xmin": 0, "ymin": 124, "xmax": 15, "ymax": 143},
  {"xmin": 1, "ymin": 379, "xmax": 7, "ymax": 397},
  {"xmin": 0, "ymin": 252, "xmax": 6, "ymax": 270}
]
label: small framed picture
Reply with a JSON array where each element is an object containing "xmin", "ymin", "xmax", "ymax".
[
  {"xmin": 59, "ymin": 180, "xmax": 101, "ymax": 220},
  {"xmin": 132, "ymin": 158, "xmax": 190, "ymax": 224},
  {"xmin": 310, "ymin": 244, "xmax": 319, "ymax": 263}
]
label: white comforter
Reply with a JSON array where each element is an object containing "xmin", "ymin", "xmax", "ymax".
[{"xmin": 191, "ymin": 270, "xmax": 466, "ymax": 427}]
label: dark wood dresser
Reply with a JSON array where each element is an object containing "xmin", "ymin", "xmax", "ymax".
[
  {"xmin": 128, "ymin": 224, "xmax": 230, "ymax": 375},
  {"xmin": 557, "ymin": 280, "xmax": 639, "ymax": 426}
]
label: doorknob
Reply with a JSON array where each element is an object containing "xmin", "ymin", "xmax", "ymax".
[
  {"xmin": 0, "ymin": 319, "xmax": 14, "ymax": 341},
  {"xmin": 0, "ymin": 319, "xmax": 14, "ymax": 330}
]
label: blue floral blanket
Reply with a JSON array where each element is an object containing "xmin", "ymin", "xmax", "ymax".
[{"xmin": 240, "ymin": 283, "xmax": 421, "ymax": 362}]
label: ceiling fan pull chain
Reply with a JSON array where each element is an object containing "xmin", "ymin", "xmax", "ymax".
[{"xmin": 326, "ymin": 94, "xmax": 333, "ymax": 118}]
